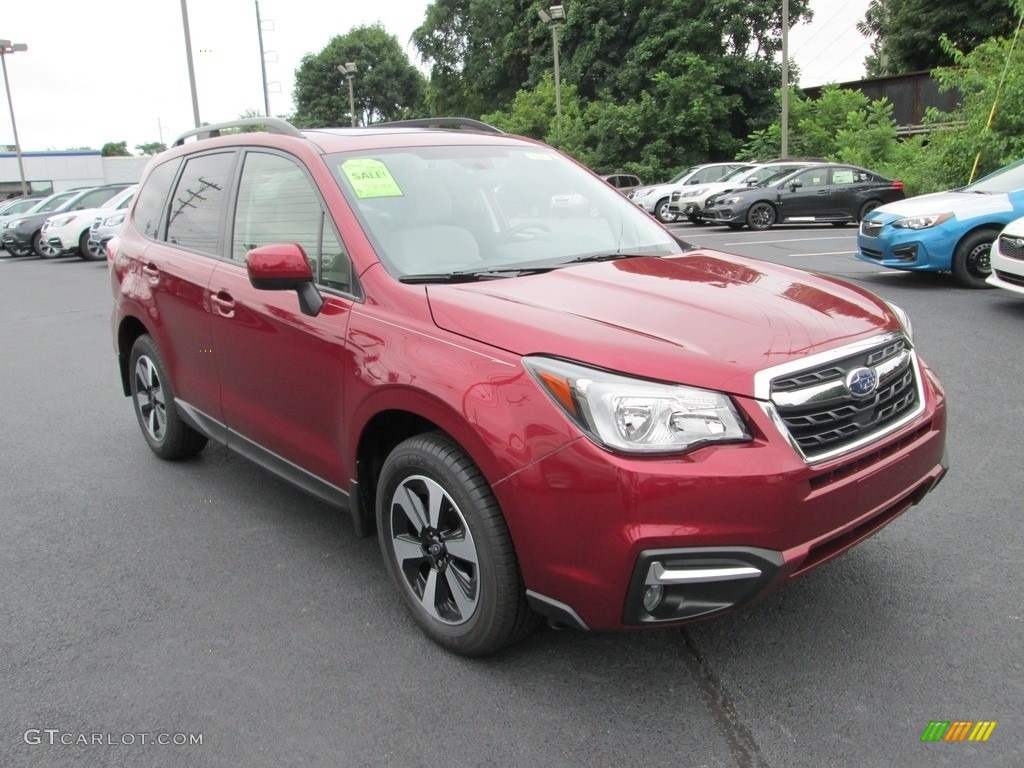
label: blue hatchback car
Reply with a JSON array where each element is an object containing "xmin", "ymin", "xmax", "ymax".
[{"xmin": 856, "ymin": 158, "xmax": 1024, "ymax": 287}]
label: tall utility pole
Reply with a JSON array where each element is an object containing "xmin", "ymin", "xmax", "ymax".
[
  {"xmin": 180, "ymin": 0, "xmax": 201, "ymax": 128},
  {"xmin": 255, "ymin": 0, "xmax": 271, "ymax": 116},
  {"xmin": 0, "ymin": 39, "xmax": 28, "ymax": 196},
  {"xmin": 781, "ymin": 0, "xmax": 789, "ymax": 158}
]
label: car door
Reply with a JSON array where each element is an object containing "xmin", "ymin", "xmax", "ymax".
[
  {"xmin": 777, "ymin": 167, "xmax": 831, "ymax": 220},
  {"xmin": 208, "ymin": 149, "xmax": 357, "ymax": 487},
  {"xmin": 826, "ymin": 166, "xmax": 868, "ymax": 219},
  {"xmin": 132, "ymin": 152, "xmax": 233, "ymax": 423}
]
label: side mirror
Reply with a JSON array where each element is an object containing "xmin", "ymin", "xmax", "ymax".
[
  {"xmin": 246, "ymin": 243, "xmax": 323, "ymax": 317},
  {"xmin": 789, "ymin": 179, "xmax": 803, "ymax": 189}
]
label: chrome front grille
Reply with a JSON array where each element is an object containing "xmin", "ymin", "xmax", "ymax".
[
  {"xmin": 998, "ymin": 234, "xmax": 1024, "ymax": 261},
  {"xmin": 860, "ymin": 220, "xmax": 883, "ymax": 237},
  {"xmin": 670, "ymin": 191, "xmax": 682, "ymax": 203},
  {"xmin": 755, "ymin": 334, "xmax": 925, "ymax": 463}
]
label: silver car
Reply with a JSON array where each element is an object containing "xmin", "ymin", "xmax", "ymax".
[
  {"xmin": 627, "ymin": 162, "xmax": 744, "ymax": 223},
  {"xmin": 84, "ymin": 187, "xmax": 136, "ymax": 261}
]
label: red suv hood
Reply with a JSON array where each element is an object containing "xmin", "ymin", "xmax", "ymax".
[{"xmin": 426, "ymin": 252, "xmax": 895, "ymax": 397}]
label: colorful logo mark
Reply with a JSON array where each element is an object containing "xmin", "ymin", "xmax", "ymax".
[{"xmin": 921, "ymin": 721, "xmax": 997, "ymax": 742}]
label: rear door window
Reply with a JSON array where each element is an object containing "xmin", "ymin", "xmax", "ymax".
[{"xmin": 166, "ymin": 152, "xmax": 236, "ymax": 255}]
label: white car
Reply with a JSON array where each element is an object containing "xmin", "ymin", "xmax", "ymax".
[
  {"xmin": 83, "ymin": 189, "xmax": 137, "ymax": 260},
  {"xmin": 40, "ymin": 185, "xmax": 136, "ymax": 258},
  {"xmin": 628, "ymin": 162, "xmax": 744, "ymax": 223},
  {"xmin": 987, "ymin": 215, "xmax": 1024, "ymax": 296},
  {"xmin": 667, "ymin": 161, "xmax": 813, "ymax": 223}
]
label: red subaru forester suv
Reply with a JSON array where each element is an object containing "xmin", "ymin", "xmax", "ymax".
[{"xmin": 109, "ymin": 117, "xmax": 948, "ymax": 656}]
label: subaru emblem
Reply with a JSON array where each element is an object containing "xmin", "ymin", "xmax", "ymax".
[{"xmin": 846, "ymin": 367, "xmax": 878, "ymax": 397}]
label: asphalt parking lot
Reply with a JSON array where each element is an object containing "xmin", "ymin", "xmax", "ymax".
[{"xmin": 1, "ymin": 234, "xmax": 1021, "ymax": 768}]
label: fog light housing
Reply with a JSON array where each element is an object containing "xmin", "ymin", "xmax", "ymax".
[{"xmin": 642, "ymin": 585, "xmax": 664, "ymax": 612}]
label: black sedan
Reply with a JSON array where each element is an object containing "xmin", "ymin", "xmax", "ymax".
[{"xmin": 704, "ymin": 163, "xmax": 905, "ymax": 231}]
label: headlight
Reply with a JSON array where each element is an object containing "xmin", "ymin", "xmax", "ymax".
[
  {"xmin": 524, "ymin": 357, "xmax": 750, "ymax": 454},
  {"xmin": 680, "ymin": 188, "xmax": 708, "ymax": 198},
  {"xmin": 892, "ymin": 213, "xmax": 952, "ymax": 229},
  {"xmin": 884, "ymin": 301, "xmax": 914, "ymax": 341},
  {"xmin": 632, "ymin": 189, "xmax": 651, "ymax": 199},
  {"xmin": 5, "ymin": 219, "xmax": 23, "ymax": 229},
  {"xmin": 102, "ymin": 213, "xmax": 125, "ymax": 227},
  {"xmin": 719, "ymin": 196, "xmax": 740, "ymax": 206},
  {"xmin": 47, "ymin": 215, "xmax": 75, "ymax": 228}
]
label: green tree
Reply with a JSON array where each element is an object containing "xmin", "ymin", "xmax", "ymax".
[
  {"xmin": 135, "ymin": 141, "xmax": 167, "ymax": 155},
  {"xmin": 416, "ymin": 0, "xmax": 813, "ymax": 182},
  {"xmin": 101, "ymin": 141, "xmax": 130, "ymax": 157},
  {"xmin": 292, "ymin": 24, "xmax": 426, "ymax": 127},
  {"xmin": 858, "ymin": 0, "xmax": 1018, "ymax": 76},
  {"xmin": 413, "ymin": 0, "xmax": 534, "ymax": 118}
]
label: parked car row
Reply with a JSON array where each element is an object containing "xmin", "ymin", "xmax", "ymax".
[{"xmin": 1, "ymin": 183, "xmax": 136, "ymax": 261}]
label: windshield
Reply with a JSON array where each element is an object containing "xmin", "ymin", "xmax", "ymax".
[
  {"xmin": 965, "ymin": 158, "xmax": 1024, "ymax": 194},
  {"xmin": 329, "ymin": 145, "xmax": 682, "ymax": 279},
  {"xmin": 38, "ymin": 192, "xmax": 78, "ymax": 213},
  {"xmin": 668, "ymin": 166, "xmax": 699, "ymax": 184},
  {"xmin": 719, "ymin": 164, "xmax": 759, "ymax": 182}
]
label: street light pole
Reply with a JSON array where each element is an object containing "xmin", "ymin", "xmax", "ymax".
[
  {"xmin": 537, "ymin": 6, "xmax": 566, "ymax": 138},
  {"xmin": 338, "ymin": 63, "xmax": 357, "ymax": 127},
  {"xmin": 179, "ymin": 0, "xmax": 201, "ymax": 128},
  {"xmin": 0, "ymin": 39, "xmax": 29, "ymax": 197}
]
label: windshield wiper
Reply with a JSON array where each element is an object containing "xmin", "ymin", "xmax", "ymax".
[
  {"xmin": 558, "ymin": 251, "xmax": 658, "ymax": 265},
  {"xmin": 398, "ymin": 265, "xmax": 556, "ymax": 284}
]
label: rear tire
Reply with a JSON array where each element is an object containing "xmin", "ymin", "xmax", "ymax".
[
  {"xmin": 129, "ymin": 335, "xmax": 208, "ymax": 459},
  {"xmin": 79, "ymin": 229, "xmax": 102, "ymax": 260},
  {"xmin": 377, "ymin": 432, "xmax": 538, "ymax": 656},
  {"xmin": 858, "ymin": 200, "xmax": 881, "ymax": 221},
  {"xmin": 952, "ymin": 230, "xmax": 996, "ymax": 289},
  {"xmin": 33, "ymin": 230, "xmax": 61, "ymax": 259}
]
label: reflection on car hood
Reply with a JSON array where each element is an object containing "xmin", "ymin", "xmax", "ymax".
[
  {"xmin": 427, "ymin": 252, "xmax": 894, "ymax": 397},
  {"xmin": 872, "ymin": 189, "xmax": 1015, "ymax": 220}
]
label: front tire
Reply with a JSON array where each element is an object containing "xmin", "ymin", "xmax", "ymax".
[
  {"xmin": 952, "ymin": 230, "xmax": 996, "ymax": 288},
  {"xmin": 377, "ymin": 433, "xmax": 537, "ymax": 656},
  {"xmin": 129, "ymin": 335, "xmax": 208, "ymax": 459},
  {"xmin": 746, "ymin": 202, "xmax": 777, "ymax": 231},
  {"xmin": 655, "ymin": 198, "xmax": 677, "ymax": 223}
]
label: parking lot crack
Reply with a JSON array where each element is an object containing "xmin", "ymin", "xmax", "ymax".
[{"xmin": 680, "ymin": 629, "xmax": 771, "ymax": 768}]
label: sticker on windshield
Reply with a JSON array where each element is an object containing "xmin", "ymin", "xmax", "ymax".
[{"xmin": 341, "ymin": 159, "xmax": 404, "ymax": 198}]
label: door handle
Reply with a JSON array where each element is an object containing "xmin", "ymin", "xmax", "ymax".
[
  {"xmin": 210, "ymin": 291, "xmax": 236, "ymax": 318},
  {"xmin": 817, "ymin": 190, "xmax": 829, "ymax": 195}
]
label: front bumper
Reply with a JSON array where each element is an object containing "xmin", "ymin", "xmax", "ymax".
[
  {"xmin": 987, "ymin": 239, "xmax": 1024, "ymax": 294},
  {"xmin": 856, "ymin": 219, "xmax": 959, "ymax": 271},
  {"xmin": 498, "ymin": 366, "xmax": 947, "ymax": 631},
  {"xmin": 1, "ymin": 231, "xmax": 32, "ymax": 251},
  {"xmin": 710, "ymin": 206, "xmax": 745, "ymax": 224}
]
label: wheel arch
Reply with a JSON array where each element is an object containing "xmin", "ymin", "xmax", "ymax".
[
  {"xmin": 351, "ymin": 395, "xmax": 510, "ymax": 538},
  {"xmin": 116, "ymin": 315, "xmax": 150, "ymax": 396},
  {"xmin": 954, "ymin": 222, "xmax": 1002, "ymax": 253}
]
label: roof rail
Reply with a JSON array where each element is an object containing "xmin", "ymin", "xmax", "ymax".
[
  {"xmin": 172, "ymin": 117, "xmax": 304, "ymax": 147},
  {"xmin": 373, "ymin": 117, "xmax": 505, "ymax": 135}
]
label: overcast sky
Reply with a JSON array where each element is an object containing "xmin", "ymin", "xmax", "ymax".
[{"xmin": 1, "ymin": 0, "xmax": 870, "ymax": 153}]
